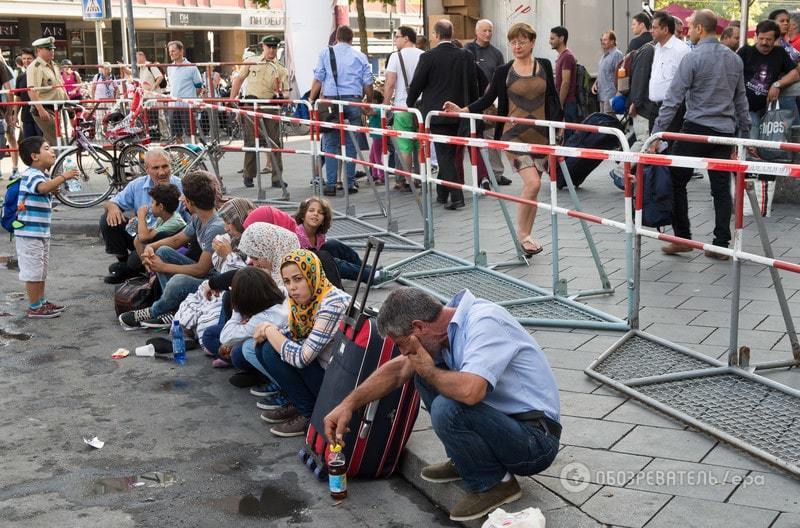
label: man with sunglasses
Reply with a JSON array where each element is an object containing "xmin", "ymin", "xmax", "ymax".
[{"xmin": 230, "ymin": 36, "xmax": 288, "ymax": 189}]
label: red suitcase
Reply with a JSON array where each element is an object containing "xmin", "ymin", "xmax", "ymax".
[{"xmin": 300, "ymin": 237, "xmax": 420, "ymax": 480}]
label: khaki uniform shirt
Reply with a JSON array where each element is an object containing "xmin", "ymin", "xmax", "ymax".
[
  {"xmin": 27, "ymin": 57, "xmax": 67, "ymax": 102},
  {"xmin": 239, "ymin": 57, "xmax": 288, "ymax": 99}
]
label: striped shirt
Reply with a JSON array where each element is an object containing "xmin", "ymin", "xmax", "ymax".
[
  {"xmin": 279, "ymin": 288, "xmax": 351, "ymax": 369},
  {"xmin": 15, "ymin": 168, "xmax": 51, "ymax": 239}
]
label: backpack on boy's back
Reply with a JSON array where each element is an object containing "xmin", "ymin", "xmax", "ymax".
[
  {"xmin": 302, "ymin": 237, "xmax": 420, "ymax": 480},
  {"xmin": 1, "ymin": 177, "xmax": 22, "ymax": 235}
]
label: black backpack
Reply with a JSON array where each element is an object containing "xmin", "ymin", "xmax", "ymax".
[
  {"xmin": 641, "ymin": 165, "xmax": 673, "ymax": 229},
  {"xmin": 575, "ymin": 64, "xmax": 593, "ymax": 121}
]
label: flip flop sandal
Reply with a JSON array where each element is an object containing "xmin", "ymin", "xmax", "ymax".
[{"xmin": 520, "ymin": 237, "xmax": 543, "ymax": 257}]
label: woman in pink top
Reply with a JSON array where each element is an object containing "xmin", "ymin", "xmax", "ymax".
[{"xmin": 60, "ymin": 60, "xmax": 83, "ymax": 100}]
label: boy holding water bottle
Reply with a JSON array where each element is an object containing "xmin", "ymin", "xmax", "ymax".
[{"xmin": 15, "ymin": 137, "xmax": 79, "ymax": 318}]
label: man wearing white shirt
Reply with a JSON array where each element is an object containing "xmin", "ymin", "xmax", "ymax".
[
  {"xmin": 648, "ymin": 11, "xmax": 690, "ymax": 105},
  {"xmin": 384, "ymin": 25, "xmax": 424, "ymax": 186}
]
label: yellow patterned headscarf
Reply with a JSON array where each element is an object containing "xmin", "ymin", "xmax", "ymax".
[{"xmin": 281, "ymin": 249, "xmax": 335, "ymax": 340}]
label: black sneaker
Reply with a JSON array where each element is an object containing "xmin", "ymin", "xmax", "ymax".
[
  {"xmin": 119, "ymin": 307, "xmax": 153, "ymax": 330},
  {"xmin": 323, "ymin": 187, "xmax": 337, "ymax": 197},
  {"xmin": 140, "ymin": 312, "xmax": 175, "ymax": 329}
]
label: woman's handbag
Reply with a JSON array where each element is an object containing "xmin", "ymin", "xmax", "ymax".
[{"xmin": 114, "ymin": 274, "xmax": 158, "ymax": 316}]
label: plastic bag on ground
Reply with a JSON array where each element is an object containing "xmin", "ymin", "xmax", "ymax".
[{"xmin": 481, "ymin": 507, "xmax": 546, "ymax": 528}]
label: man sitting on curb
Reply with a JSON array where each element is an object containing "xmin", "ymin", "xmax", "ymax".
[
  {"xmin": 324, "ymin": 287, "xmax": 561, "ymax": 522},
  {"xmin": 100, "ymin": 148, "xmax": 183, "ymax": 284},
  {"xmin": 118, "ymin": 171, "xmax": 225, "ymax": 330}
]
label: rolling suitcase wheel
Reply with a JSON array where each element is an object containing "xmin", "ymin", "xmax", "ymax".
[{"xmin": 298, "ymin": 448, "xmax": 308, "ymax": 463}]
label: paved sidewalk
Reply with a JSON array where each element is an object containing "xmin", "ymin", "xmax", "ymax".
[{"xmin": 2, "ymin": 139, "xmax": 800, "ymax": 527}]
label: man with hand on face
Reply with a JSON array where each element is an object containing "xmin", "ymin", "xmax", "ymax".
[
  {"xmin": 324, "ymin": 287, "xmax": 560, "ymax": 523},
  {"xmin": 100, "ymin": 148, "xmax": 184, "ymax": 284}
]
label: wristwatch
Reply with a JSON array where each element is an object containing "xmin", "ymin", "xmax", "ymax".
[{"xmin": 773, "ymin": 81, "xmax": 782, "ymax": 89}]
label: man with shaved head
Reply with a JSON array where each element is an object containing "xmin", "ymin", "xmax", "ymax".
[
  {"xmin": 652, "ymin": 9, "xmax": 750, "ymax": 261},
  {"xmin": 465, "ymin": 19, "xmax": 511, "ymax": 187},
  {"xmin": 100, "ymin": 147, "xmax": 185, "ymax": 283}
]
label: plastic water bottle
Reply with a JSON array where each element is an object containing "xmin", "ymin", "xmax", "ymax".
[
  {"xmin": 126, "ymin": 211, "xmax": 155, "ymax": 237},
  {"xmin": 63, "ymin": 157, "xmax": 81, "ymax": 192},
  {"xmin": 328, "ymin": 443, "xmax": 347, "ymax": 500},
  {"xmin": 171, "ymin": 320, "xmax": 186, "ymax": 365}
]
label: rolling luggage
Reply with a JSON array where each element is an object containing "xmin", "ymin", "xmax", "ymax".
[
  {"xmin": 555, "ymin": 112, "xmax": 625, "ymax": 189},
  {"xmin": 300, "ymin": 237, "xmax": 420, "ymax": 480}
]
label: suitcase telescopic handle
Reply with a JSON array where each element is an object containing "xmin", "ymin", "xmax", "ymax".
[
  {"xmin": 358, "ymin": 399, "xmax": 379, "ymax": 439},
  {"xmin": 344, "ymin": 237, "xmax": 385, "ymax": 332}
]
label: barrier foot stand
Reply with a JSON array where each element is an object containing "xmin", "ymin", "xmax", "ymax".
[
  {"xmin": 557, "ymin": 159, "xmax": 613, "ymax": 299},
  {"xmin": 745, "ymin": 182, "xmax": 800, "ymax": 363},
  {"xmin": 388, "ymin": 136, "xmax": 424, "ymax": 236},
  {"xmin": 477, "ymin": 148, "xmax": 527, "ymax": 268},
  {"xmin": 344, "ymin": 130, "xmax": 386, "ymax": 220}
]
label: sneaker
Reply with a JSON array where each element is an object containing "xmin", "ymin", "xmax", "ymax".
[
  {"xmin": 41, "ymin": 301, "xmax": 65, "ymax": 313},
  {"xmin": 449, "ymin": 476, "xmax": 522, "ymax": 522},
  {"xmin": 260, "ymin": 403, "xmax": 299, "ymax": 424},
  {"xmin": 256, "ymin": 393, "xmax": 289, "ymax": 410},
  {"xmin": 250, "ymin": 382, "xmax": 280, "ymax": 398},
  {"xmin": 269, "ymin": 414, "xmax": 310, "ymax": 437},
  {"xmin": 480, "ymin": 180, "xmax": 491, "ymax": 191},
  {"xmin": 140, "ymin": 312, "xmax": 175, "ymax": 329},
  {"xmin": 119, "ymin": 307, "xmax": 153, "ymax": 330},
  {"xmin": 609, "ymin": 168, "xmax": 625, "ymax": 190},
  {"xmin": 26, "ymin": 304, "xmax": 62, "ymax": 319},
  {"xmin": 10, "ymin": 168, "xmax": 19, "ymax": 179},
  {"xmin": 420, "ymin": 459, "xmax": 461, "ymax": 483}
]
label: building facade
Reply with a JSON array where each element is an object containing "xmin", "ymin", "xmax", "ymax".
[{"xmin": 0, "ymin": 0, "xmax": 422, "ymax": 75}]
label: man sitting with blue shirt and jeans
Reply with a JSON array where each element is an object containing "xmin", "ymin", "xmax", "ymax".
[
  {"xmin": 118, "ymin": 170, "xmax": 225, "ymax": 330},
  {"xmin": 324, "ymin": 287, "xmax": 561, "ymax": 522},
  {"xmin": 100, "ymin": 148, "xmax": 184, "ymax": 284}
]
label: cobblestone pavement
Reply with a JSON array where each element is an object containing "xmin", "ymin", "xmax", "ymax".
[{"xmin": 2, "ymin": 136, "xmax": 800, "ymax": 527}]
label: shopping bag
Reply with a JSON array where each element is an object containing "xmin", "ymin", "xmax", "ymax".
[
  {"xmin": 744, "ymin": 177, "xmax": 775, "ymax": 217},
  {"xmin": 756, "ymin": 101, "xmax": 794, "ymax": 163}
]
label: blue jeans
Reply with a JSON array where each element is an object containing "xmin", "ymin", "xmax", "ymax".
[
  {"xmin": 415, "ymin": 377, "xmax": 560, "ymax": 492},
  {"xmin": 563, "ymin": 101, "xmax": 579, "ymax": 140},
  {"xmin": 246, "ymin": 340, "xmax": 326, "ymax": 417},
  {"xmin": 322, "ymin": 104, "xmax": 363, "ymax": 188},
  {"xmin": 322, "ymin": 239, "xmax": 371, "ymax": 282},
  {"xmin": 150, "ymin": 246, "xmax": 207, "ymax": 317}
]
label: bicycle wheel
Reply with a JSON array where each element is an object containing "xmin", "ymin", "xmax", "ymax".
[
  {"xmin": 117, "ymin": 143, "xmax": 148, "ymax": 185},
  {"xmin": 53, "ymin": 145, "xmax": 115, "ymax": 208},
  {"xmin": 164, "ymin": 144, "xmax": 209, "ymax": 180}
]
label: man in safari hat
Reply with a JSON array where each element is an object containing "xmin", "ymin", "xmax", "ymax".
[{"xmin": 27, "ymin": 36, "xmax": 67, "ymax": 145}]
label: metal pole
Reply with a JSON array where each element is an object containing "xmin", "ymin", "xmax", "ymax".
[
  {"xmin": 739, "ymin": 0, "xmax": 749, "ymax": 50},
  {"xmin": 95, "ymin": 21, "xmax": 105, "ymax": 65},
  {"xmin": 125, "ymin": 0, "xmax": 138, "ymax": 77},
  {"xmin": 119, "ymin": 0, "xmax": 129, "ymax": 67}
]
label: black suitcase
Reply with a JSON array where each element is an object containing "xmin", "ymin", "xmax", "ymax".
[
  {"xmin": 300, "ymin": 237, "xmax": 420, "ymax": 480},
  {"xmin": 556, "ymin": 112, "xmax": 625, "ymax": 189}
]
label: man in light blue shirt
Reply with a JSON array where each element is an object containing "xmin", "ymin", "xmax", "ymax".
[
  {"xmin": 166, "ymin": 40, "xmax": 203, "ymax": 142},
  {"xmin": 100, "ymin": 148, "xmax": 183, "ymax": 283},
  {"xmin": 593, "ymin": 30, "xmax": 624, "ymax": 114},
  {"xmin": 308, "ymin": 25, "xmax": 374, "ymax": 196},
  {"xmin": 324, "ymin": 287, "xmax": 561, "ymax": 522}
]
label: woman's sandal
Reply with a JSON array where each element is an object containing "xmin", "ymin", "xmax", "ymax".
[{"xmin": 520, "ymin": 237, "xmax": 543, "ymax": 257}]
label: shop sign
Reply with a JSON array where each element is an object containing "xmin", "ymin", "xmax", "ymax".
[
  {"xmin": 41, "ymin": 22, "xmax": 67, "ymax": 41},
  {"xmin": 0, "ymin": 20, "xmax": 19, "ymax": 40},
  {"xmin": 241, "ymin": 10, "xmax": 284, "ymax": 30},
  {"xmin": 167, "ymin": 10, "xmax": 241, "ymax": 28}
]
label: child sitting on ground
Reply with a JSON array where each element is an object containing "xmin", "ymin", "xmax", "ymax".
[
  {"xmin": 215, "ymin": 266, "xmax": 288, "ymax": 368},
  {"xmin": 128, "ymin": 183, "xmax": 186, "ymax": 274},
  {"xmin": 14, "ymin": 137, "xmax": 80, "ymax": 318}
]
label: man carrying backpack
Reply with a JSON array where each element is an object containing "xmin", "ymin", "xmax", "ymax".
[{"xmin": 550, "ymin": 26, "xmax": 579, "ymax": 125}]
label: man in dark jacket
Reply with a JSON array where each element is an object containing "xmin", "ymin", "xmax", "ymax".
[{"xmin": 407, "ymin": 19, "xmax": 480, "ymax": 210}]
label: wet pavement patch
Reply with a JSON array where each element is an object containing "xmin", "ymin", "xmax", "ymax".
[
  {"xmin": 209, "ymin": 472, "xmax": 312, "ymax": 522},
  {"xmin": 91, "ymin": 471, "xmax": 177, "ymax": 495},
  {"xmin": 0, "ymin": 328, "xmax": 33, "ymax": 346}
]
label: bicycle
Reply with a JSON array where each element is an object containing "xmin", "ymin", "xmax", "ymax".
[
  {"xmin": 51, "ymin": 102, "xmax": 148, "ymax": 208},
  {"xmin": 162, "ymin": 135, "xmax": 226, "ymax": 194}
]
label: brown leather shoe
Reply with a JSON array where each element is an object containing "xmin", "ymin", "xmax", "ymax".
[
  {"xmin": 704, "ymin": 249, "xmax": 731, "ymax": 261},
  {"xmin": 661, "ymin": 243, "xmax": 693, "ymax": 255},
  {"xmin": 449, "ymin": 476, "xmax": 522, "ymax": 521}
]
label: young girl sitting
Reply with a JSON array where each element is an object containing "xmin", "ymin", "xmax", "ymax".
[
  {"xmin": 244, "ymin": 249, "xmax": 351, "ymax": 437},
  {"xmin": 216, "ymin": 267, "xmax": 287, "ymax": 368}
]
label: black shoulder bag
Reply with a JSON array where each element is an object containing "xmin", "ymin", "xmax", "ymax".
[{"xmin": 317, "ymin": 46, "xmax": 341, "ymax": 123}]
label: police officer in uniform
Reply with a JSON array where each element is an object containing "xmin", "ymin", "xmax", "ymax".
[
  {"xmin": 230, "ymin": 35, "xmax": 288, "ymax": 188},
  {"xmin": 27, "ymin": 37, "xmax": 67, "ymax": 146}
]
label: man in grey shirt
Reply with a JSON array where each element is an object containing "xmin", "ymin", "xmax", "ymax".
[
  {"xmin": 465, "ymin": 19, "xmax": 511, "ymax": 186},
  {"xmin": 651, "ymin": 9, "xmax": 750, "ymax": 260},
  {"xmin": 592, "ymin": 31, "xmax": 623, "ymax": 114}
]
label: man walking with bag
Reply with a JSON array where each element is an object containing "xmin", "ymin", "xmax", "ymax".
[
  {"xmin": 309, "ymin": 25, "xmax": 374, "ymax": 197},
  {"xmin": 652, "ymin": 9, "xmax": 751, "ymax": 260},
  {"xmin": 384, "ymin": 25, "xmax": 424, "ymax": 188}
]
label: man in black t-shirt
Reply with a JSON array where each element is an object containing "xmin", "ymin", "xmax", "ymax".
[
  {"xmin": 737, "ymin": 20, "xmax": 800, "ymax": 138},
  {"xmin": 628, "ymin": 12, "xmax": 653, "ymax": 53},
  {"xmin": 14, "ymin": 48, "xmax": 42, "ymax": 140}
]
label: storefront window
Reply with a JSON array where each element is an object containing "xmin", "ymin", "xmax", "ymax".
[
  {"xmin": 68, "ymin": 29, "xmax": 113, "ymax": 72},
  {"xmin": 137, "ymin": 31, "xmax": 170, "ymax": 65}
]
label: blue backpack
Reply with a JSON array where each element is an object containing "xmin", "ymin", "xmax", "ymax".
[
  {"xmin": 641, "ymin": 165, "xmax": 673, "ymax": 229},
  {"xmin": 1, "ymin": 177, "xmax": 22, "ymax": 234}
]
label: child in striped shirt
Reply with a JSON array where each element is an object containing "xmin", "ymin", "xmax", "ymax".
[{"xmin": 15, "ymin": 137, "xmax": 79, "ymax": 318}]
